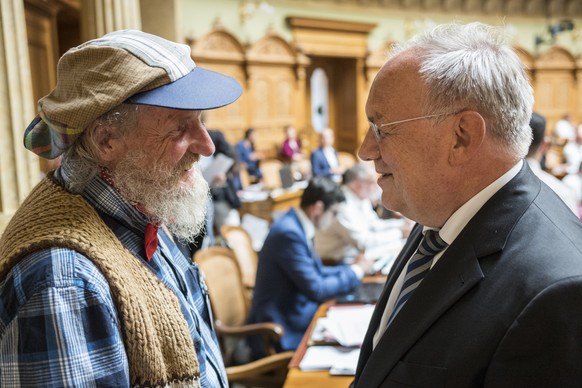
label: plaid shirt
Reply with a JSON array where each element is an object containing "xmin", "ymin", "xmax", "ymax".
[{"xmin": 0, "ymin": 166, "xmax": 227, "ymax": 387}]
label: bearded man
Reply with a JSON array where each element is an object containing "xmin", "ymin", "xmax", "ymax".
[{"xmin": 0, "ymin": 30, "xmax": 241, "ymax": 387}]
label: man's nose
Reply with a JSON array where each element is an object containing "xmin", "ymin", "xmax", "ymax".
[{"xmin": 358, "ymin": 128, "xmax": 380, "ymax": 161}]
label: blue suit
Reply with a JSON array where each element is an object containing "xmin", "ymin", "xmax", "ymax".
[
  {"xmin": 311, "ymin": 147, "xmax": 337, "ymax": 177},
  {"xmin": 248, "ymin": 208, "xmax": 360, "ymax": 353},
  {"xmin": 235, "ymin": 140, "xmax": 262, "ymax": 180}
]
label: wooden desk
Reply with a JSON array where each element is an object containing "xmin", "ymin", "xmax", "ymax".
[
  {"xmin": 284, "ymin": 302, "xmax": 353, "ymax": 388},
  {"xmin": 240, "ymin": 188, "xmax": 303, "ymax": 222},
  {"xmin": 284, "ymin": 276, "xmax": 386, "ymax": 387}
]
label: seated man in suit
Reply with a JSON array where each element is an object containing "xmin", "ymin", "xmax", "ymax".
[
  {"xmin": 310, "ymin": 127, "xmax": 343, "ymax": 181},
  {"xmin": 354, "ymin": 22, "xmax": 582, "ymax": 387},
  {"xmin": 247, "ymin": 177, "xmax": 373, "ymax": 356},
  {"xmin": 235, "ymin": 127, "xmax": 263, "ymax": 184},
  {"xmin": 314, "ymin": 163, "xmax": 411, "ymax": 268}
]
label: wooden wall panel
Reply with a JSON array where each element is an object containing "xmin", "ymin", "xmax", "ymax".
[
  {"xmin": 191, "ymin": 28, "xmax": 247, "ymax": 146},
  {"xmin": 533, "ymin": 46, "xmax": 577, "ymax": 134},
  {"xmin": 191, "ymin": 24, "xmax": 582, "ymax": 168}
]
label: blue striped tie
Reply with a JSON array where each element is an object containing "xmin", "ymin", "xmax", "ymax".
[{"xmin": 387, "ymin": 229, "xmax": 448, "ymax": 326}]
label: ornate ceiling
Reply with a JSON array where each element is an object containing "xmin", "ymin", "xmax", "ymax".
[{"xmin": 282, "ymin": 0, "xmax": 582, "ymax": 17}]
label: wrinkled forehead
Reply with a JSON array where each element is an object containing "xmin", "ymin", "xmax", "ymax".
[{"xmin": 366, "ymin": 52, "xmax": 425, "ymax": 120}]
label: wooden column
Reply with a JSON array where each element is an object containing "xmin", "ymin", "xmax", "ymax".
[
  {"xmin": 81, "ymin": 0, "xmax": 141, "ymax": 41},
  {"xmin": 0, "ymin": 0, "xmax": 40, "ymax": 232}
]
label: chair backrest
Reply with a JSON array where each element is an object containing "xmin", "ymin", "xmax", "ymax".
[
  {"xmin": 238, "ymin": 167, "xmax": 251, "ymax": 189},
  {"xmin": 260, "ymin": 159, "xmax": 283, "ymax": 189},
  {"xmin": 220, "ymin": 225, "xmax": 258, "ymax": 290},
  {"xmin": 194, "ymin": 247, "xmax": 249, "ymax": 327}
]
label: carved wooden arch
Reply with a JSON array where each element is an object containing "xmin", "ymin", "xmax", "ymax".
[
  {"xmin": 246, "ymin": 32, "xmax": 297, "ymax": 66},
  {"xmin": 189, "ymin": 26, "xmax": 247, "ymax": 145},
  {"xmin": 535, "ymin": 46, "xmax": 576, "ymax": 71},
  {"xmin": 245, "ymin": 32, "xmax": 307, "ymax": 157},
  {"xmin": 190, "ymin": 26, "xmax": 245, "ymax": 63}
]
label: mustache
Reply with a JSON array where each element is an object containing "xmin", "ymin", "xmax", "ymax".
[{"xmin": 175, "ymin": 153, "xmax": 200, "ymax": 172}]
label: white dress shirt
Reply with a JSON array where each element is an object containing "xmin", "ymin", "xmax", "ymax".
[
  {"xmin": 322, "ymin": 146, "xmax": 339, "ymax": 170},
  {"xmin": 372, "ymin": 160, "xmax": 523, "ymax": 347},
  {"xmin": 296, "ymin": 207, "xmax": 363, "ymax": 279},
  {"xmin": 314, "ymin": 187, "xmax": 404, "ymax": 263}
]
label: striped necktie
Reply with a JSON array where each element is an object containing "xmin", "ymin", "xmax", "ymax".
[{"xmin": 387, "ymin": 229, "xmax": 448, "ymax": 326}]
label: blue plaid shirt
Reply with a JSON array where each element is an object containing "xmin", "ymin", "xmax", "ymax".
[{"xmin": 0, "ymin": 166, "xmax": 227, "ymax": 387}]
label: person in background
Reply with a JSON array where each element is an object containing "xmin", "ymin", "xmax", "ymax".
[
  {"xmin": 247, "ymin": 177, "xmax": 373, "ymax": 356},
  {"xmin": 0, "ymin": 30, "xmax": 241, "ymax": 387},
  {"xmin": 354, "ymin": 22, "xmax": 582, "ymax": 387},
  {"xmin": 235, "ymin": 127, "xmax": 263, "ymax": 184},
  {"xmin": 526, "ymin": 112, "xmax": 578, "ymax": 214},
  {"xmin": 310, "ymin": 127, "xmax": 343, "ymax": 181},
  {"xmin": 314, "ymin": 163, "xmax": 411, "ymax": 267},
  {"xmin": 208, "ymin": 128, "xmax": 242, "ymax": 231},
  {"xmin": 280, "ymin": 124, "xmax": 304, "ymax": 162},
  {"xmin": 563, "ymin": 161, "xmax": 582, "ymax": 218},
  {"xmin": 553, "ymin": 112, "xmax": 581, "ymax": 175}
]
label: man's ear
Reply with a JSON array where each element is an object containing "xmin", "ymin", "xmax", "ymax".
[
  {"xmin": 94, "ymin": 124, "xmax": 125, "ymax": 163},
  {"xmin": 449, "ymin": 110, "xmax": 486, "ymax": 166}
]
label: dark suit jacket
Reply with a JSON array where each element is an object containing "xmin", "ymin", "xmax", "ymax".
[
  {"xmin": 235, "ymin": 140, "xmax": 262, "ymax": 180},
  {"xmin": 353, "ymin": 162, "xmax": 582, "ymax": 387},
  {"xmin": 310, "ymin": 147, "xmax": 337, "ymax": 177},
  {"xmin": 247, "ymin": 208, "xmax": 361, "ymax": 352}
]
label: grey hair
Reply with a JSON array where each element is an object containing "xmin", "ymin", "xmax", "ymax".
[
  {"xmin": 61, "ymin": 103, "xmax": 140, "ymax": 192},
  {"xmin": 343, "ymin": 163, "xmax": 374, "ymax": 185},
  {"xmin": 391, "ymin": 22, "xmax": 533, "ymax": 158}
]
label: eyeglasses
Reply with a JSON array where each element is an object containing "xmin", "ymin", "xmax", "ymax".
[{"xmin": 369, "ymin": 112, "xmax": 458, "ymax": 142}]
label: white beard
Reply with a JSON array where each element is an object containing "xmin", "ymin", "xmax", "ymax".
[{"xmin": 112, "ymin": 149, "xmax": 210, "ymax": 243}]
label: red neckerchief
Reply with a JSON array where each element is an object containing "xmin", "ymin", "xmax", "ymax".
[{"xmin": 99, "ymin": 167, "xmax": 158, "ymax": 262}]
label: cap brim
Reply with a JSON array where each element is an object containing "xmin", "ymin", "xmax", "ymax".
[{"xmin": 126, "ymin": 66, "xmax": 242, "ymax": 110}]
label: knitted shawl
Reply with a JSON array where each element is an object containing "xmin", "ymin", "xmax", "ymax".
[{"xmin": 0, "ymin": 177, "xmax": 200, "ymax": 387}]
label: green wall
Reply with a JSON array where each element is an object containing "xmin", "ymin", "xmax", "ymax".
[{"xmin": 181, "ymin": 0, "xmax": 582, "ymax": 55}]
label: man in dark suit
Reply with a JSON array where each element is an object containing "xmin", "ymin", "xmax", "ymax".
[
  {"xmin": 247, "ymin": 177, "xmax": 373, "ymax": 356},
  {"xmin": 355, "ymin": 22, "xmax": 582, "ymax": 387},
  {"xmin": 311, "ymin": 127, "xmax": 343, "ymax": 180}
]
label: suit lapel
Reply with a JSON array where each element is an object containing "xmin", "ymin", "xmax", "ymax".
[
  {"xmin": 356, "ymin": 241, "xmax": 484, "ymax": 387},
  {"xmin": 354, "ymin": 224, "xmax": 424, "ymax": 378},
  {"xmin": 354, "ymin": 162, "xmax": 541, "ymax": 387}
]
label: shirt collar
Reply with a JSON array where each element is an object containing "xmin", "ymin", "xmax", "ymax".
[
  {"xmin": 296, "ymin": 207, "xmax": 315, "ymax": 242},
  {"xmin": 55, "ymin": 163, "xmax": 151, "ymax": 232},
  {"xmin": 427, "ymin": 160, "xmax": 523, "ymax": 245}
]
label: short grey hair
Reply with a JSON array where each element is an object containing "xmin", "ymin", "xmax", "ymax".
[
  {"xmin": 391, "ymin": 22, "xmax": 533, "ymax": 158},
  {"xmin": 343, "ymin": 163, "xmax": 374, "ymax": 185},
  {"xmin": 61, "ymin": 103, "xmax": 140, "ymax": 192}
]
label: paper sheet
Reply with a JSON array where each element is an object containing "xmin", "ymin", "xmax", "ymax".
[
  {"xmin": 201, "ymin": 153, "xmax": 234, "ymax": 183},
  {"xmin": 319, "ymin": 305, "xmax": 375, "ymax": 347},
  {"xmin": 299, "ymin": 346, "xmax": 360, "ymax": 374}
]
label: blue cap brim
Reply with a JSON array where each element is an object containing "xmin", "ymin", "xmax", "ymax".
[{"xmin": 126, "ymin": 66, "xmax": 242, "ymax": 110}]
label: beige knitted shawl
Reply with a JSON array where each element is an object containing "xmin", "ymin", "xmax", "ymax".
[{"xmin": 0, "ymin": 177, "xmax": 200, "ymax": 387}]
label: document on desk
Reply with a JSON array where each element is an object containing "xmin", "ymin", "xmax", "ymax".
[
  {"xmin": 311, "ymin": 305, "xmax": 374, "ymax": 347},
  {"xmin": 299, "ymin": 346, "xmax": 360, "ymax": 374}
]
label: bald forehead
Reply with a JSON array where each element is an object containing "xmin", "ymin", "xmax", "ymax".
[
  {"xmin": 367, "ymin": 50, "xmax": 425, "ymax": 119},
  {"xmin": 374, "ymin": 51, "xmax": 422, "ymax": 93}
]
